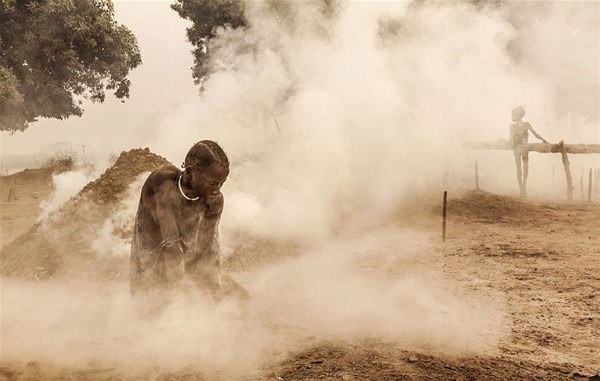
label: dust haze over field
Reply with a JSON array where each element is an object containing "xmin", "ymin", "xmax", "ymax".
[
  {"xmin": 147, "ymin": 0, "xmax": 598, "ymax": 239},
  {"xmin": 1, "ymin": 1, "xmax": 599, "ymax": 379}
]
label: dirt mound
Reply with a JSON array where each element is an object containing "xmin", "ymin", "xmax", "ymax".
[
  {"xmin": 80, "ymin": 148, "xmax": 167, "ymax": 204},
  {"xmin": 0, "ymin": 148, "xmax": 168, "ymax": 280},
  {"xmin": 1, "ymin": 164, "xmax": 73, "ymax": 248},
  {"xmin": 1, "ymin": 163, "xmax": 70, "ymax": 187},
  {"xmin": 274, "ymin": 343, "xmax": 595, "ymax": 381},
  {"xmin": 446, "ymin": 189, "xmax": 594, "ymax": 225}
]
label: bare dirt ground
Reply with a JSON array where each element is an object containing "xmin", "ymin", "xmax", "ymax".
[
  {"xmin": 0, "ymin": 167, "xmax": 58, "ymax": 249},
  {"xmin": 265, "ymin": 192, "xmax": 599, "ymax": 381},
  {"xmin": 0, "ymin": 160, "xmax": 598, "ymax": 381}
]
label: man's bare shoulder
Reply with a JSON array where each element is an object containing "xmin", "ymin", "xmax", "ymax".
[
  {"xmin": 144, "ymin": 164, "xmax": 180, "ymax": 190},
  {"xmin": 151, "ymin": 164, "xmax": 179, "ymax": 180}
]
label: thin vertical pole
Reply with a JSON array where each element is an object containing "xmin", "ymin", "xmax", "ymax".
[
  {"xmin": 475, "ymin": 161, "xmax": 479, "ymax": 190},
  {"xmin": 580, "ymin": 170, "xmax": 584, "ymax": 199},
  {"xmin": 588, "ymin": 168, "xmax": 592, "ymax": 202},
  {"xmin": 442, "ymin": 191, "xmax": 448, "ymax": 242}
]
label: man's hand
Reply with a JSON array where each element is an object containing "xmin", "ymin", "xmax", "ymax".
[
  {"xmin": 164, "ymin": 242, "xmax": 185, "ymax": 282},
  {"xmin": 204, "ymin": 192, "xmax": 224, "ymax": 219}
]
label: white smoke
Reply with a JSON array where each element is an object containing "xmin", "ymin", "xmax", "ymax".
[
  {"xmin": 38, "ymin": 159, "xmax": 109, "ymax": 221},
  {"xmin": 148, "ymin": 1, "xmax": 600, "ymax": 241},
  {"xmin": 91, "ymin": 172, "xmax": 149, "ymax": 258}
]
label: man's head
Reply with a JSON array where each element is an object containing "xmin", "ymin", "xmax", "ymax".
[
  {"xmin": 512, "ymin": 106, "xmax": 525, "ymax": 122},
  {"xmin": 183, "ymin": 140, "xmax": 229, "ymax": 200}
]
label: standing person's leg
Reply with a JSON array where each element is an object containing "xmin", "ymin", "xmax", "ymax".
[
  {"xmin": 522, "ymin": 151, "xmax": 529, "ymax": 198},
  {"xmin": 514, "ymin": 151, "xmax": 523, "ymax": 196}
]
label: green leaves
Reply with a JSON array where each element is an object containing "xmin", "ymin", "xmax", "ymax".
[
  {"xmin": 171, "ymin": 0, "xmax": 246, "ymax": 86},
  {"xmin": 0, "ymin": 0, "xmax": 141, "ymax": 132}
]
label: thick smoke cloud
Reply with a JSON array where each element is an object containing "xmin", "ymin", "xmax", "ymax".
[{"xmin": 149, "ymin": 1, "xmax": 598, "ymax": 241}]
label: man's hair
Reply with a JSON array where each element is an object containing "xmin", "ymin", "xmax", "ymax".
[
  {"xmin": 184, "ymin": 140, "xmax": 229, "ymax": 169},
  {"xmin": 512, "ymin": 106, "xmax": 525, "ymax": 118}
]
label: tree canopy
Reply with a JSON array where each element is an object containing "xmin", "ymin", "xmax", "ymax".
[
  {"xmin": 170, "ymin": 0, "xmax": 246, "ymax": 87},
  {"xmin": 0, "ymin": 0, "xmax": 141, "ymax": 132}
]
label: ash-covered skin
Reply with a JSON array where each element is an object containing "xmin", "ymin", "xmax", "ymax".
[{"xmin": 129, "ymin": 141, "xmax": 245, "ymax": 313}]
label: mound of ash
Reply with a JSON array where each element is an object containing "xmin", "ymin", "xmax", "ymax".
[{"xmin": 0, "ymin": 148, "xmax": 168, "ymax": 280}]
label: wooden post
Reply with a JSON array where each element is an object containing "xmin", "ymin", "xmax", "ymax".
[
  {"xmin": 475, "ymin": 161, "xmax": 479, "ymax": 190},
  {"xmin": 7, "ymin": 188, "xmax": 13, "ymax": 202},
  {"xmin": 442, "ymin": 191, "xmax": 447, "ymax": 242},
  {"xmin": 588, "ymin": 168, "xmax": 593, "ymax": 202},
  {"xmin": 580, "ymin": 170, "xmax": 584, "ymax": 199},
  {"xmin": 558, "ymin": 140, "xmax": 574, "ymax": 200}
]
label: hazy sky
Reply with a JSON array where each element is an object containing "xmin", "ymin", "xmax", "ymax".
[{"xmin": 0, "ymin": 0, "xmax": 197, "ymax": 156}]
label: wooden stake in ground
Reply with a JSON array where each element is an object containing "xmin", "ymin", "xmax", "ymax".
[
  {"xmin": 442, "ymin": 191, "xmax": 447, "ymax": 242},
  {"xmin": 588, "ymin": 168, "xmax": 592, "ymax": 202},
  {"xmin": 7, "ymin": 188, "xmax": 13, "ymax": 202},
  {"xmin": 580, "ymin": 170, "xmax": 584, "ymax": 199},
  {"xmin": 558, "ymin": 141, "xmax": 574, "ymax": 200},
  {"xmin": 475, "ymin": 161, "xmax": 479, "ymax": 190}
]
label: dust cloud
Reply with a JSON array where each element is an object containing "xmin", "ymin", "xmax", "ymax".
[
  {"xmin": 38, "ymin": 160, "xmax": 109, "ymax": 221},
  {"xmin": 148, "ymin": 1, "xmax": 598, "ymax": 241},
  {"xmin": 1, "ymin": 227, "xmax": 504, "ymax": 377},
  {"xmin": 1, "ymin": 0, "xmax": 598, "ymax": 377}
]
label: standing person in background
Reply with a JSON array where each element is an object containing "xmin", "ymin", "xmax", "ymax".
[{"xmin": 509, "ymin": 106, "xmax": 549, "ymax": 198}]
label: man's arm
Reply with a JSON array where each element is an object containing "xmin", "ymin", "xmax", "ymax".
[
  {"xmin": 185, "ymin": 193, "xmax": 225, "ymax": 299},
  {"xmin": 150, "ymin": 168, "xmax": 185, "ymax": 269},
  {"xmin": 527, "ymin": 123, "xmax": 549, "ymax": 143}
]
